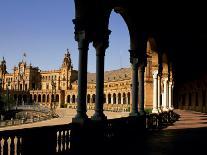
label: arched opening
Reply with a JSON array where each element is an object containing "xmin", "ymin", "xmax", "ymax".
[
  {"xmin": 123, "ymin": 93, "xmax": 126, "ymax": 104},
  {"xmin": 30, "ymin": 94, "xmax": 33, "ymax": 103},
  {"xmin": 23, "ymin": 94, "xmax": 27, "ymax": 103},
  {"xmin": 72, "ymin": 95, "xmax": 75, "ymax": 103},
  {"xmin": 118, "ymin": 93, "xmax": 121, "ymax": 104},
  {"xmin": 108, "ymin": 94, "xmax": 111, "ymax": 104},
  {"xmin": 113, "ymin": 93, "xmax": 116, "ymax": 104},
  {"xmin": 38, "ymin": 94, "xmax": 41, "ymax": 102},
  {"xmin": 47, "ymin": 94, "xmax": 50, "ymax": 102},
  {"xmin": 67, "ymin": 95, "xmax": 70, "ymax": 103},
  {"xmin": 106, "ymin": 10, "xmax": 130, "ymax": 72},
  {"xmin": 42, "ymin": 94, "xmax": 46, "ymax": 102},
  {"xmin": 127, "ymin": 92, "xmax": 130, "ymax": 105},
  {"xmin": 51, "ymin": 94, "xmax": 54, "ymax": 102},
  {"xmin": 92, "ymin": 94, "xmax": 95, "ymax": 103},
  {"xmin": 18, "ymin": 95, "xmax": 22, "ymax": 104},
  {"xmin": 87, "ymin": 94, "xmax": 91, "ymax": 103},
  {"xmin": 56, "ymin": 94, "xmax": 59, "ymax": 102},
  {"xmin": 34, "ymin": 94, "xmax": 37, "ymax": 102}
]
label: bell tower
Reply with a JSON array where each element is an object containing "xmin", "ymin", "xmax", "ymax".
[
  {"xmin": 0, "ymin": 57, "xmax": 7, "ymax": 79},
  {"xmin": 60, "ymin": 49, "xmax": 73, "ymax": 90}
]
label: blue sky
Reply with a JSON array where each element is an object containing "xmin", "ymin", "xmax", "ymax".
[{"xmin": 0, "ymin": 0, "xmax": 130, "ymax": 73}]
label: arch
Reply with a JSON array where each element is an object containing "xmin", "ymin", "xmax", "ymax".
[
  {"xmin": 87, "ymin": 94, "xmax": 90, "ymax": 103},
  {"xmin": 47, "ymin": 94, "xmax": 50, "ymax": 102},
  {"xmin": 123, "ymin": 93, "xmax": 126, "ymax": 104},
  {"xmin": 38, "ymin": 94, "xmax": 41, "ymax": 102},
  {"xmin": 34, "ymin": 94, "xmax": 37, "ymax": 102},
  {"xmin": 127, "ymin": 92, "xmax": 130, "ymax": 105},
  {"xmin": 30, "ymin": 94, "xmax": 33, "ymax": 103},
  {"xmin": 113, "ymin": 93, "xmax": 116, "ymax": 104},
  {"xmin": 92, "ymin": 94, "xmax": 95, "ymax": 103},
  {"xmin": 118, "ymin": 93, "xmax": 121, "ymax": 104},
  {"xmin": 67, "ymin": 95, "xmax": 70, "ymax": 103},
  {"xmin": 72, "ymin": 95, "xmax": 76, "ymax": 103},
  {"xmin": 51, "ymin": 94, "xmax": 54, "ymax": 102},
  {"xmin": 56, "ymin": 94, "xmax": 59, "ymax": 102},
  {"xmin": 18, "ymin": 95, "xmax": 22, "ymax": 104},
  {"xmin": 42, "ymin": 94, "xmax": 46, "ymax": 102},
  {"xmin": 23, "ymin": 94, "xmax": 27, "ymax": 103},
  {"xmin": 108, "ymin": 94, "xmax": 111, "ymax": 104}
]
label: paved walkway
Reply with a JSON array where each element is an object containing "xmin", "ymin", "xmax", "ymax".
[
  {"xmin": 0, "ymin": 109, "xmax": 129, "ymax": 131},
  {"xmin": 143, "ymin": 109, "xmax": 207, "ymax": 155}
]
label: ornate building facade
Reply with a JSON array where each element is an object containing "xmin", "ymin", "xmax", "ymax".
[{"xmin": 0, "ymin": 40, "xmax": 174, "ymax": 112}]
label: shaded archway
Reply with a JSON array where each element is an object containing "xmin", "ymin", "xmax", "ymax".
[
  {"xmin": 56, "ymin": 94, "xmax": 59, "ymax": 102},
  {"xmin": 42, "ymin": 94, "xmax": 46, "ymax": 102},
  {"xmin": 113, "ymin": 93, "xmax": 116, "ymax": 104},
  {"xmin": 108, "ymin": 94, "xmax": 111, "ymax": 104},
  {"xmin": 38, "ymin": 94, "xmax": 41, "ymax": 102},
  {"xmin": 87, "ymin": 94, "xmax": 90, "ymax": 104},
  {"xmin": 67, "ymin": 95, "xmax": 70, "ymax": 103}
]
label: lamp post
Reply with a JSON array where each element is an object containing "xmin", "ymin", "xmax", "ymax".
[
  {"xmin": 51, "ymin": 79, "xmax": 56, "ymax": 112},
  {"xmin": 6, "ymin": 80, "xmax": 11, "ymax": 110},
  {"xmin": 0, "ymin": 78, "xmax": 2, "ymax": 110}
]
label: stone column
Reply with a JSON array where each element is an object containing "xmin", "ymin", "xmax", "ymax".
[
  {"xmin": 129, "ymin": 51, "xmax": 139, "ymax": 116},
  {"xmin": 73, "ymin": 31, "xmax": 89, "ymax": 123},
  {"xmin": 138, "ymin": 63, "xmax": 146, "ymax": 116},
  {"xmin": 162, "ymin": 77, "xmax": 169, "ymax": 111},
  {"xmin": 169, "ymin": 81, "xmax": 174, "ymax": 110},
  {"xmin": 152, "ymin": 70, "xmax": 159, "ymax": 113},
  {"xmin": 157, "ymin": 75, "xmax": 161, "ymax": 112},
  {"xmin": 91, "ymin": 40, "xmax": 108, "ymax": 121}
]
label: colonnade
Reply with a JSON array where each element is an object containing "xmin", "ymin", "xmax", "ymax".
[{"xmin": 152, "ymin": 70, "xmax": 174, "ymax": 113}]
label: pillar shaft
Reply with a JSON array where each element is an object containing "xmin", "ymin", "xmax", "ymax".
[
  {"xmin": 163, "ymin": 77, "xmax": 169, "ymax": 111},
  {"xmin": 152, "ymin": 70, "xmax": 159, "ymax": 113},
  {"xmin": 73, "ymin": 38, "xmax": 89, "ymax": 122},
  {"xmin": 138, "ymin": 64, "xmax": 146, "ymax": 115},
  {"xmin": 169, "ymin": 81, "xmax": 174, "ymax": 110},
  {"xmin": 129, "ymin": 57, "xmax": 139, "ymax": 116},
  {"xmin": 91, "ymin": 47, "xmax": 107, "ymax": 120},
  {"xmin": 157, "ymin": 75, "xmax": 161, "ymax": 112}
]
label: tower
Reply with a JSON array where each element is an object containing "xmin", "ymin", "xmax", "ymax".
[
  {"xmin": 0, "ymin": 57, "xmax": 7, "ymax": 79},
  {"xmin": 60, "ymin": 49, "xmax": 73, "ymax": 90}
]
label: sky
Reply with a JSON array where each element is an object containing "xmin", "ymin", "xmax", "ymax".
[{"xmin": 0, "ymin": 0, "xmax": 130, "ymax": 73}]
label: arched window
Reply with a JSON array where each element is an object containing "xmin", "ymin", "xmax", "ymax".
[
  {"xmin": 51, "ymin": 94, "xmax": 54, "ymax": 102},
  {"xmin": 92, "ymin": 94, "xmax": 95, "ymax": 103},
  {"xmin": 123, "ymin": 93, "xmax": 126, "ymax": 104},
  {"xmin": 113, "ymin": 93, "xmax": 116, "ymax": 104},
  {"xmin": 67, "ymin": 95, "xmax": 70, "ymax": 103},
  {"xmin": 30, "ymin": 94, "xmax": 33, "ymax": 103},
  {"xmin": 42, "ymin": 94, "xmax": 46, "ymax": 102},
  {"xmin": 118, "ymin": 93, "xmax": 121, "ymax": 104},
  {"xmin": 34, "ymin": 94, "xmax": 37, "ymax": 102},
  {"xmin": 47, "ymin": 94, "xmax": 50, "ymax": 102},
  {"xmin": 38, "ymin": 94, "xmax": 41, "ymax": 102},
  {"xmin": 56, "ymin": 94, "xmax": 59, "ymax": 102},
  {"xmin": 72, "ymin": 95, "xmax": 76, "ymax": 103},
  {"xmin": 87, "ymin": 94, "xmax": 91, "ymax": 103},
  {"xmin": 127, "ymin": 92, "xmax": 130, "ymax": 105},
  {"xmin": 108, "ymin": 94, "xmax": 111, "ymax": 104}
]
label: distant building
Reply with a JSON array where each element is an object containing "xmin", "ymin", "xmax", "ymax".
[{"xmin": 0, "ymin": 47, "xmax": 155, "ymax": 111}]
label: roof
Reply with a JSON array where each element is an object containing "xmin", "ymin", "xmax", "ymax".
[{"xmin": 87, "ymin": 67, "xmax": 131, "ymax": 84}]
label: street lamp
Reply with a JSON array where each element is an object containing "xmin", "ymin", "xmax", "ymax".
[
  {"xmin": 51, "ymin": 78, "xmax": 56, "ymax": 112},
  {"xmin": 6, "ymin": 80, "xmax": 11, "ymax": 110}
]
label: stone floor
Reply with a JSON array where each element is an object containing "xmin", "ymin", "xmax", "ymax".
[
  {"xmin": 140, "ymin": 109, "xmax": 207, "ymax": 155},
  {"xmin": 0, "ymin": 108, "xmax": 129, "ymax": 131}
]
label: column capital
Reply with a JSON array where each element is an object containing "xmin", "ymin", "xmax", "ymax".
[{"xmin": 152, "ymin": 70, "xmax": 159, "ymax": 79}]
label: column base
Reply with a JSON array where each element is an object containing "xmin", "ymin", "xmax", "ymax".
[
  {"xmin": 129, "ymin": 112, "xmax": 140, "ymax": 117},
  {"xmin": 169, "ymin": 107, "xmax": 174, "ymax": 110},
  {"xmin": 152, "ymin": 108, "xmax": 159, "ymax": 114},
  {"xmin": 139, "ymin": 110, "xmax": 146, "ymax": 116},
  {"xmin": 91, "ymin": 112, "xmax": 107, "ymax": 121},
  {"xmin": 72, "ymin": 112, "xmax": 88, "ymax": 124},
  {"xmin": 162, "ymin": 107, "xmax": 169, "ymax": 112}
]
